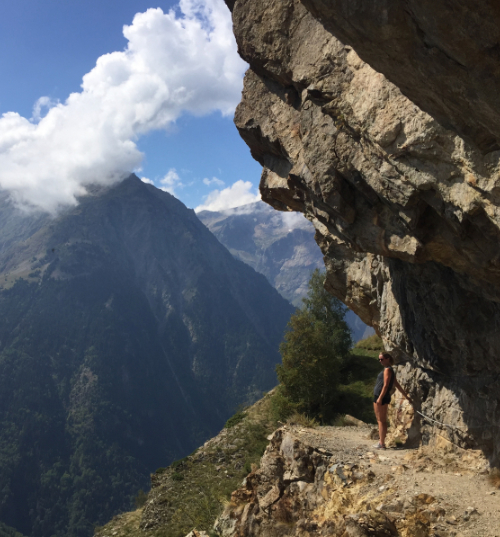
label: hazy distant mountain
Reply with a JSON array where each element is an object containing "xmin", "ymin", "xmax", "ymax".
[
  {"xmin": 198, "ymin": 202, "xmax": 321, "ymax": 306},
  {"xmin": 198, "ymin": 202, "xmax": 373, "ymax": 341},
  {"xmin": 0, "ymin": 177, "xmax": 293, "ymax": 537}
]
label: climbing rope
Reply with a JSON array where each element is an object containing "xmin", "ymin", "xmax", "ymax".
[
  {"xmin": 415, "ymin": 410, "xmax": 468, "ymax": 430},
  {"xmin": 415, "ymin": 409, "xmax": 493, "ymax": 430}
]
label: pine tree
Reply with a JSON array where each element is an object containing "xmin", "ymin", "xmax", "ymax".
[{"xmin": 274, "ymin": 269, "xmax": 352, "ymax": 422}]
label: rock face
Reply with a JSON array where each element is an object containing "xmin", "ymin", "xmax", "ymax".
[
  {"xmin": 226, "ymin": 0, "xmax": 500, "ymax": 463},
  {"xmin": 298, "ymin": 0, "xmax": 500, "ymax": 155}
]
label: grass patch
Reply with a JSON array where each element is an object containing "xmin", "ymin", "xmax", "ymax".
[
  {"xmin": 332, "ymin": 345, "xmax": 380, "ymax": 424},
  {"xmin": 340, "ymin": 351, "xmax": 380, "ymax": 384},
  {"xmin": 354, "ymin": 334, "xmax": 383, "ymax": 352},
  {"xmin": 94, "ymin": 509, "xmax": 143, "ymax": 537},
  {"xmin": 336, "ymin": 381, "xmax": 376, "ymax": 424},
  {"xmin": 285, "ymin": 413, "xmax": 318, "ymax": 428}
]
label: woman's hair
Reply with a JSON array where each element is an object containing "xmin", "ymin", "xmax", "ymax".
[{"xmin": 381, "ymin": 352, "xmax": 394, "ymax": 365}]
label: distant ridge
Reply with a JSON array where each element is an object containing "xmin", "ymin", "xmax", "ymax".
[{"xmin": 198, "ymin": 201, "xmax": 373, "ymax": 341}]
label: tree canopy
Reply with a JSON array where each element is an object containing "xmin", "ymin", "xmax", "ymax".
[{"xmin": 274, "ymin": 269, "xmax": 352, "ymax": 422}]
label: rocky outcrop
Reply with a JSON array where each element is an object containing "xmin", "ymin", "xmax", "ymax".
[
  {"xmin": 298, "ymin": 0, "xmax": 500, "ymax": 155},
  {"xmin": 215, "ymin": 426, "xmax": 492, "ymax": 537},
  {"xmin": 226, "ymin": 0, "xmax": 500, "ymax": 462}
]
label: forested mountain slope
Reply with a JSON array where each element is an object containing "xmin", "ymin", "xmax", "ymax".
[{"xmin": 0, "ymin": 176, "xmax": 293, "ymax": 537}]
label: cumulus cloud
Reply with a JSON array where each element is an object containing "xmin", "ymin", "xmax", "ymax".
[
  {"xmin": 0, "ymin": 0, "xmax": 246, "ymax": 213},
  {"xmin": 31, "ymin": 96, "xmax": 59, "ymax": 122},
  {"xmin": 195, "ymin": 180, "xmax": 260, "ymax": 212},
  {"xmin": 203, "ymin": 176, "xmax": 225, "ymax": 187},
  {"xmin": 158, "ymin": 168, "xmax": 183, "ymax": 194}
]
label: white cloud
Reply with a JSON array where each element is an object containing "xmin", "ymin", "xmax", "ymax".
[
  {"xmin": 195, "ymin": 180, "xmax": 260, "ymax": 212},
  {"xmin": 159, "ymin": 168, "xmax": 183, "ymax": 194},
  {"xmin": 203, "ymin": 176, "xmax": 225, "ymax": 187},
  {"xmin": 273, "ymin": 211, "xmax": 311, "ymax": 232},
  {"xmin": 140, "ymin": 177, "xmax": 154, "ymax": 185},
  {"xmin": 0, "ymin": 0, "xmax": 246, "ymax": 213},
  {"xmin": 31, "ymin": 96, "xmax": 59, "ymax": 122}
]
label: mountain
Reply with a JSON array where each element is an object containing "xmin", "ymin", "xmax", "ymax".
[
  {"xmin": 0, "ymin": 176, "xmax": 294, "ymax": 537},
  {"xmin": 197, "ymin": 202, "xmax": 373, "ymax": 341},
  {"xmin": 198, "ymin": 202, "xmax": 321, "ymax": 306}
]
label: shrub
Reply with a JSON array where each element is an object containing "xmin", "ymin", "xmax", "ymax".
[
  {"xmin": 224, "ymin": 411, "xmax": 246, "ymax": 429},
  {"xmin": 134, "ymin": 489, "xmax": 148, "ymax": 508},
  {"xmin": 286, "ymin": 413, "xmax": 318, "ymax": 428},
  {"xmin": 155, "ymin": 467, "xmax": 167, "ymax": 475},
  {"xmin": 269, "ymin": 386, "xmax": 300, "ymax": 422}
]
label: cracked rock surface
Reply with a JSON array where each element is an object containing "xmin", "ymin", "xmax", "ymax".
[{"xmin": 226, "ymin": 0, "xmax": 500, "ymax": 463}]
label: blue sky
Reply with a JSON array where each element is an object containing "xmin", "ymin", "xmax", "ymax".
[{"xmin": 0, "ymin": 0, "xmax": 262, "ymax": 212}]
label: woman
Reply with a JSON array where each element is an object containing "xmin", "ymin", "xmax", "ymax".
[{"xmin": 373, "ymin": 352, "xmax": 411, "ymax": 449}]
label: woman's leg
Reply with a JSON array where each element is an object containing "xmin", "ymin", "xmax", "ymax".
[{"xmin": 373, "ymin": 402, "xmax": 388, "ymax": 447}]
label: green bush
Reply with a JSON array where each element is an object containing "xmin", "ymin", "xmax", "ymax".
[
  {"xmin": 269, "ymin": 386, "xmax": 300, "ymax": 422},
  {"xmin": 134, "ymin": 489, "xmax": 148, "ymax": 508},
  {"xmin": 224, "ymin": 411, "xmax": 246, "ymax": 429},
  {"xmin": 155, "ymin": 467, "xmax": 167, "ymax": 475}
]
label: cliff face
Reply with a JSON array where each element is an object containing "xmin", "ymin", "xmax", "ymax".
[
  {"xmin": 299, "ymin": 0, "xmax": 500, "ymax": 154},
  {"xmin": 226, "ymin": 0, "xmax": 500, "ymax": 462}
]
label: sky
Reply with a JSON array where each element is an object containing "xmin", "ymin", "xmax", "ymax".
[{"xmin": 0, "ymin": 0, "xmax": 263, "ymax": 213}]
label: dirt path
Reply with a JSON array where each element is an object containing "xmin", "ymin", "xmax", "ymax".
[{"xmin": 293, "ymin": 425, "xmax": 500, "ymax": 537}]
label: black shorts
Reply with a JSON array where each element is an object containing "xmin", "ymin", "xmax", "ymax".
[{"xmin": 373, "ymin": 394, "xmax": 391, "ymax": 405}]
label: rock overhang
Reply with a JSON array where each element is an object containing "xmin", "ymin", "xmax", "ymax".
[{"xmin": 226, "ymin": 0, "xmax": 500, "ymax": 463}]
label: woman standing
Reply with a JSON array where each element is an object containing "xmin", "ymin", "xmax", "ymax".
[{"xmin": 373, "ymin": 352, "xmax": 411, "ymax": 449}]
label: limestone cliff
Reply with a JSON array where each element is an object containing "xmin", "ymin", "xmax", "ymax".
[{"xmin": 226, "ymin": 0, "xmax": 500, "ymax": 463}]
